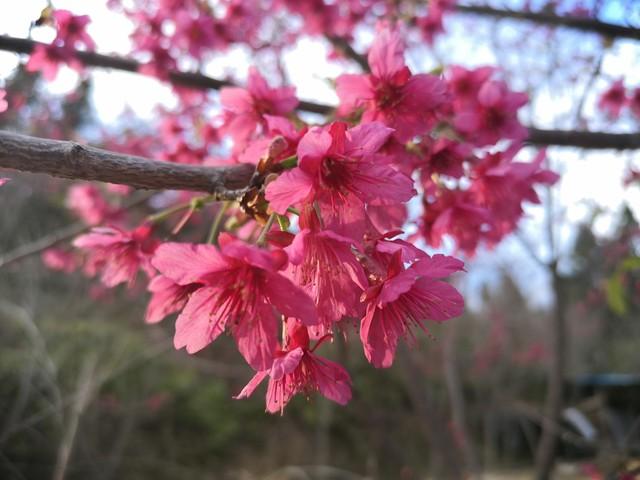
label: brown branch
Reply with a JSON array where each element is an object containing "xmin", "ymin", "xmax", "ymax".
[
  {"xmin": 456, "ymin": 4, "xmax": 640, "ymax": 40},
  {"xmin": 0, "ymin": 130, "xmax": 254, "ymax": 194},
  {"xmin": 326, "ymin": 36, "xmax": 369, "ymax": 71},
  {"xmin": 535, "ymin": 270, "xmax": 568, "ymax": 480},
  {"xmin": 526, "ymin": 128, "xmax": 640, "ymax": 149},
  {"xmin": 0, "ymin": 35, "xmax": 332, "ymax": 116}
]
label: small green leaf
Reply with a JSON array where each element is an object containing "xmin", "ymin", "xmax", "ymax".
[
  {"xmin": 621, "ymin": 256, "xmax": 640, "ymax": 272},
  {"xmin": 606, "ymin": 273, "xmax": 627, "ymax": 316},
  {"xmin": 276, "ymin": 214, "xmax": 290, "ymax": 231}
]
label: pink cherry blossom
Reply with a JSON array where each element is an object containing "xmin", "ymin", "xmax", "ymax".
[
  {"xmin": 151, "ymin": 235, "xmax": 318, "ymax": 370},
  {"xmin": 285, "ymin": 211, "xmax": 367, "ymax": 336},
  {"xmin": 417, "ymin": 0, "xmax": 453, "ymax": 45},
  {"xmin": 238, "ymin": 115, "xmax": 306, "ymax": 165},
  {"xmin": 470, "ymin": 147, "xmax": 559, "ymax": 236},
  {"xmin": 278, "ymin": 0, "xmax": 356, "ymax": 37},
  {"xmin": 160, "ymin": 140, "xmax": 207, "ymax": 165},
  {"xmin": 367, "ymin": 203, "xmax": 408, "ymax": 233},
  {"xmin": 173, "ymin": 10, "xmax": 223, "ymax": 57},
  {"xmin": 265, "ymin": 121, "xmax": 415, "ymax": 217},
  {"xmin": 360, "ymin": 251, "xmax": 464, "ymax": 368},
  {"xmin": 219, "ymin": 0, "xmax": 264, "ymax": 46},
  {"xmin": 454, "ymin": 79, "xmax": 528, "ymax": 146},
  {"xmin": 145, "ymin": 275, "xmax": 201, "ymax": 324},
  {"xmin": 41, "ymin": 248, "xmax": 78, "ymax": 273},
  {"xmin": 220, "ymin": 68, "xmax": 298, "ymax": 151},
  {"xmin": 66, "ymin": 184, "xmax": 120, "ymax": 225},
  {"xmin": 598, "ymin": 79, "xmax": 628, "ymax": 119},
  {"xmin": 138, "ymin": 45, "xmax": 177, "ymax": 81},
  {"xmin": 26, "ymin": 44, "xmax": 78, "ymax": 81},
  {"xmin": 52, "ymin": 10, "xmax": 95, "ymax": 50},
  {"xmin": 0, "ymin": 178, "xmax": 9, "ymax": 186},
  {"xmin": 446, "ymin": 66, "xmax": 495, "ymax": 107},
  {"xmin": 73, "ymin": 224, "xmax": 158, "ymax": 287},
  {"xmin": 235, "ymin": 320, "xmax": 352, "ymax": 414},
  {"xmin": 421, "ymin": 190, "xmax": 492, "ymax": 256},
  {"xmin": 423, "ymin": 138, "xmax": 473, "ymax": 179},
  {"xmin": 336, "ymin": 27, "xmax": 447, "ymax": 142},
  {"xmin": 417, "ymin": 11, "xmax": 444, "ymax": 45},
  {"xmin": 623, "ymin": 167, "xmax": 640, "ymax": 187}
]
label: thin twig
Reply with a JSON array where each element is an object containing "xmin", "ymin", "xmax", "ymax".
[
  {"xmin": 52, "ymin": 353, "xmax": 98, "ymax": 480},
  {"xmin": 326, "ymin": 35, "xmax": 369, "ymax": 71},
  {"xmin": 456, "ymin": 4, "xmax": 640, "ymax": 40},
  {"xmin": 0, "ymin": 191, "xmax": 153, "ymax": 269}
]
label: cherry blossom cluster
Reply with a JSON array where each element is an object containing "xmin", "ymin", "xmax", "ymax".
[
  {"xmin": 26, "ymin": 9, "xmax": 95, "ymax": 80},
  {"xmin": 598, "ymin": 79, "xmax": 640, "ymax": 120},
  {"xmin": 20, "ymin": 8, "xmax": 560, "ymax": 413},
  {"xmin": 104, "ymin": 0, "xmax": 453, "ymax": 82}
]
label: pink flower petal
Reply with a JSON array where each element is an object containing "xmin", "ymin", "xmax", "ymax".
[
  {"xmin": 411, "ymin": 254, "xmax": 465, "ymax": 278},
  {"xmin": 368, "ymin": 28, "xmax": 406, "ymax": 79},
  {"xmin": 335, "ymin": 73, "xmax": 373, "ymax": 114},
  {"xmin": 152, "ymin": 242, "xmax": 227, "ymax": 285},
  {"xmin": 297, "ymin": 126, "xmax": 332, "ymax": 164},
  {"xmin": 233, "ymin": 302, "xmax": 279, "ymax": 371},
  {"xmin": 234, "ymin": 371, "xmax": 269, "ymax": 399},
  {"xmin": 174, "ymin": 287, "xmax": 226, "ymax": 354},
  {"xmin": 270, "ymin": 347, "xmax": 304, "ymax": 380},
  {"xmin": 344, "ymin": 122, "xmax": 394, "ymax": 157},
  {"xmin": 265, "ymin": 167, "xmax": 314, "ymax": 214},
  {"xmin": 263, "ymin": 272, "xmax": 319, "ymax": 325},
  {"xmin": 308, "ymin": 356, "xmax": 352, "ymax": 405}
]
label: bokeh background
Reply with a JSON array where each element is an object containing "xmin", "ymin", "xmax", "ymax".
[{"xmin": 1, "ymin": 1, "xmax": 639, "ymax": 479}]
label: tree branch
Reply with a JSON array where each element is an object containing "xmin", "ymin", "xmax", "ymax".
[
  {"xmin": 456, "ymin": 4, "xmax": 640, "ymax": 40},
  {"xmin": 0, "ymin": 130, "xmax": 254, "ymax": 195},
  {"xmin": 326, "ymin": 35, "xmax": 369, "ymax": 71},
  {"xmin": 1, "ymin": 36, "xmax": 639, "ymax": 149},
  {"xmin": 526, "ymin": 128, "xmax": 640, "ymax": 149},
  {"xmin": 0, "ymin": 36, "xmax": 331, "ymax": 115}
]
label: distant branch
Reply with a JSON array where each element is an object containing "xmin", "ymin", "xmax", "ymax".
[
  {"xmin": 526, "ymin": 128, "xmax": 640, "ymax": 150},
  {"xmin": 0, "ymin": 36, "xmax": 331, "ymax": 115},
  {"xmin": 0, "ymin": 192, "xmax": 152, "ymax": 269},
  {"xmin": 456, "ymin": 4, "xmax": 640, "ymax": 40},
  {"xmin": 326, "ymin": 35, "xmax": 369, "ymax": 71}
]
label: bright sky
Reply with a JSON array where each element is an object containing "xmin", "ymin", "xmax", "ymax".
[{"xmin": 1, "ymin": 0, "xmax": 639, "ymax": 310}]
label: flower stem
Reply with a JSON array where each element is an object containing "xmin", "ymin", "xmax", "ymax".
[
  {"xmin": 147, "ymin": 194, "xmax": 213, "ymax": 223},
  {"xmin": 256, "ymin": 212, "xmax": 277, "ymax": 246},
  {"xmin": 279, "ymin": 154, "xmax": 298, "ymax": 169},
  {"xmin": 206, "ymin": 201, "xmax": 231, "ymax": 245},
  {"xmin": 281, "ymin": 317, "xmax": 287, "ymax": 348}
]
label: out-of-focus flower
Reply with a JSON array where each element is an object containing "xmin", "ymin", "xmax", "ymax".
[
  {"xmin": 598, "ymin": 79, "xmax": 628, "ymax": 119},
  {"xmin": 73, "ymin": 224, "xmax": 158, "ymax": 287}
]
